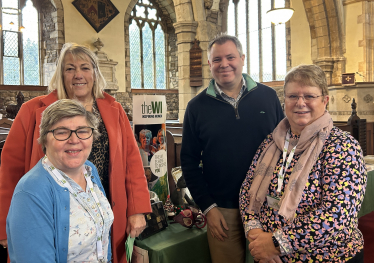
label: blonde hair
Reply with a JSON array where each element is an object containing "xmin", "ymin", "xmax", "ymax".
[{"xmin": 48, "ymin": 43, "xmax": 106, "ymax": 100}]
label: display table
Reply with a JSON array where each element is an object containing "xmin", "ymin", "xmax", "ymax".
[
  {"xmin": 135, "ymin": 222, "xmax": 211, "ymax": 263},
  {"xmin": 135, "ymin": 171, "xmax": 373, "ymax": 263},
  {"xmin": 358, "ymin": 169, "xmax": 374, "ymax": 218}
]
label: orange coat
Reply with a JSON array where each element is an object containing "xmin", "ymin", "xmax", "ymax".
[{"xmin": 0, "ymin": 91, "xmax": 151, "ymax": 263}]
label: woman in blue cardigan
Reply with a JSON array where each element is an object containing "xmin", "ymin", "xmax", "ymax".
[{"xmin": 6, "ymin": 99, "xmax": 114, "ymax": 262}]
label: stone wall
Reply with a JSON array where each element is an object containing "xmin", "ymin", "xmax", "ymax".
[
  {"xmin": 40, "ymin": 0, "xmax": 65, "ymax": 85},
  {"xmin": 0, "ymin": 90, "xmax": 48, "ymax": 116},
  {"xmin": 168, "ymin": 29, "xmax": 178, "ymax": 89}
]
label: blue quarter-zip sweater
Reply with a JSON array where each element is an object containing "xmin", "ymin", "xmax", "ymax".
[{"xmin": 181, "ymin": 74, "xmax": 284, "ymax": 212}]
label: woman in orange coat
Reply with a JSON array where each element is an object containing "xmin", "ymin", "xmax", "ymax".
[{"xmin": 0, "ymin": 43, "xmax": 151, "ymax": 263}]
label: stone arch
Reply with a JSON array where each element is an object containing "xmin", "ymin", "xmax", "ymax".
[{"xmin": 303, "ymin": 0, "xmax": 345, "ymax": 84}]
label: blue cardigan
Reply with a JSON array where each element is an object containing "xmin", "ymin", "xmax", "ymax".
[{"xmin": 6, "ymin": 159, "xmax": 111, "ymax": 262}]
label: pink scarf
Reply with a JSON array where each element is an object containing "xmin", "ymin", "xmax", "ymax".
[{"xmin": 247, "ymin": 111, "xmax": 333, "ymax": 220}]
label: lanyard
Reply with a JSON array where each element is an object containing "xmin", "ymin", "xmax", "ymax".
[
  {"xmin": 277, "ymin": 130, "xmax": 297, "ymax": 194},
  {"xmin": 42, "ymin": 156, "xmax": 106, "ymax": 260}
]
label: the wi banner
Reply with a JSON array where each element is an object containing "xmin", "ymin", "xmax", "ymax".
[{"xmin": 133, "ymin": 95, "xmax": 168, "ymax": 203}]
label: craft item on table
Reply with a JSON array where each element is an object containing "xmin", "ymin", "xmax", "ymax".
[
  {"xmin": 149, "ymin": 191, "xmax": 160, "ymax": 203},
  {"xmin": 132, "ymin": 246, "xmax": 149, "ymax": 263},
  {"xmin": 170, "ymin": 174, "xmax": 196, "ymax": 213},
  {"xmin": 171, "ymin": 207, "xmax": 206, "ymax": 229},
  {"xmin": 137, "ymin": 201, "xmax": 168, "ymax": 240},
  {"xmin": 163, "ymin": 195, "xmax": 175, "ymax": 218},
  {"xmin": 125, "ymin": 235, "xmax": 135, "ymax": 262}
]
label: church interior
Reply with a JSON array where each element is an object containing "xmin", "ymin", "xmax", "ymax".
[{"xmin": 0, "ymin": 0, "xmax": 373, "ymax": 262}]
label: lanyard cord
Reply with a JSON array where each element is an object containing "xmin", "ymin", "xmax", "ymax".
[
  {"xmin": 277, "ymin": 130, "xmax": 298, "ymax": 194},
  {"xmin": 42, "ymin": 156, "xmax": 106, "ymax": 259}
]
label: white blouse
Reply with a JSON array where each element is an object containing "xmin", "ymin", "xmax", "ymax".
[{"xmin": 42, "ymin": 159, "xmax": 114, "ymax": 263}]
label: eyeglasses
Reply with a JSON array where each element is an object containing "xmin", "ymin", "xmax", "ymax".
[
  {"xmin": 47, "ymin": 127, "xmax": 94, "ymax": 141},
  {"xmin": 285, "ymin": 94, "xmax": 324, "ymax": 102}
]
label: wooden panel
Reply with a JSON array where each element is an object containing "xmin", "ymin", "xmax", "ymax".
[
  {"xmin": 367, "ymin": 123, "xmax": 374, "ymax": 155},
  {"xmin": 359, "ymin": 119, "xmax": 367, "ymax": 156},
  {"xmin": 166, "ymin": 130, "xmax": 176, "ymax": 194},
  {"xmin": 175, "ymin": 143, "xmax": 182, "ymax": 167}
]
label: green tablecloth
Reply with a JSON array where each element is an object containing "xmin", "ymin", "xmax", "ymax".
[
  {"xmin": 135, "ymin": 171, "xmax": 373, "ymax": 263},
  {"xmin": 134, "ymin": 222, "xmax": 211, "ymax": 263},
  {"xmin": 358, "ymin": 169, "xmax": 374, "ymax": 218}
]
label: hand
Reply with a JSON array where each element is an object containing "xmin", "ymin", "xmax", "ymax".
[
  {"xmin": 259, "ymin": 257, "xmax": 282, "ymax": 263},
  {"xmin": 126, "ymin": 214, "xmax": 146, "ymax": 238},
  {"xmin": 0, "ymin": 239, "xmax": 7, "ymax": 249},
  {"xmin": 206, "ymin": 207, "xmax": 228, "ymax": 241},
  {"xmin": 247, "ymin": 228, "xmax": 264, "ymax": 242},
  {"xmin": 248, "ymin": 232, "xmax": 280, "ymax": 262}
]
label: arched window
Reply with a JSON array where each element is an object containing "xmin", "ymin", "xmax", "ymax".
[
  {"xmin": 227, "ymin": 0, "xmax": 287, "ymax": 82},
  {"xmin": 129, "ymin": 0, "xmax": 166, "ymax": 89},
  {"xmin": 0, "ymin": 0, "xmax": 40, "ymax": 85}
]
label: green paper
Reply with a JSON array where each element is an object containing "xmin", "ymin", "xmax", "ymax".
[{"xmin": 125, "ymin": 235, "xmax": 136, "ymax": 262}]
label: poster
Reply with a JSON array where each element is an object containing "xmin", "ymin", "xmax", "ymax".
[{"xmin": 133, "ymin": 95, "xmax": 168, "ymax": 203}]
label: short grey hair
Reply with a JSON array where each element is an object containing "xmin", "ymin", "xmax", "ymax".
[
  {"xmin": 207, "ymin": 33, "xmax": 243, "ymax": 60},
  {"xmin": 284, "ymin": 64, "xmax": 329, "ymax": 96},
  {"xmin": 48, "ymin": 43, "xmax": 106, "ymax": 100},
  {"xmin": 38, "ymin": 99, "xmax": 100, "ymax": 153}
]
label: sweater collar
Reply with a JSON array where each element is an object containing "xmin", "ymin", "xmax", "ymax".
[{"xmin": 206, "ymin": 73, "xmax": 257, "ymax": 97}]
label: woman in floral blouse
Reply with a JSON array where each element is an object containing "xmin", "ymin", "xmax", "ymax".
[
  {"xmin": 240, "ymin": 64, "xmax": 366, "ymax": 263},
  {"xmin": 7, "ymin": 100, "xmax": 113, "ymax": 262}
]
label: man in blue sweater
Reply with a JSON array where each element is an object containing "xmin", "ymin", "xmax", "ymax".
[{"xmin": 180, "ymin": 34, "xmax": 284, "ymax": 263}]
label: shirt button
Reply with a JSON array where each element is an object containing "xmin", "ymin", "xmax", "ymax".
[
  {"xmin": 112, "ymin": 202, "xmax": 115, "ymax": 206},
  {"xmin": 65, "ymin": 206, "xmax": 67, "ymax": 210}
]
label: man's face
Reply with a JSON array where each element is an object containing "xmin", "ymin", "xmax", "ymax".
[{"xmin": 208, "ymin": 40, "xmax": 245, "ymax": 90}]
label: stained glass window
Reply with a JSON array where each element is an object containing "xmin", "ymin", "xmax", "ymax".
[
  {"xmin": 0, "ymin": 0, "xmax": 40, "ymax": 85},
  {"xmin": 129, "ymin": 0, "xmax": 166, "ymax": 89},
  {"xmin": 227, "ymin": 0, "xmax": 287, "ymax": 82}
]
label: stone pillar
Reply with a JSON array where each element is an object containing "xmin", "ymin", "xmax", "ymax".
[
  {"xmin": 314, "ymin": 58, "xmax": 335, "ymax": 85},
  {"xmin": 174, "ymin": 21, "xmax": 198, "ymax": 122},
  {"xmin": 314, "ymin": 57, "xmax": 346, "ymax": 86}
]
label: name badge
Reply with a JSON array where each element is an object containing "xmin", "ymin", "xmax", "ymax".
[{"xmin": 266, "ymin": 195, "xmax": 280, "ymax": 210}]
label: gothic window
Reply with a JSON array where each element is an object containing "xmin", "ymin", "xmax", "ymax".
[
  {"xmin": 129, "ymin": 0, "xmax": 166, "ymax": 89},
  {"xmin": 0, "ymin": 0, "xmax": 40, "ymax": 85},
  {"xmin": 227, "ymin": 0, "xmax": 287, "ymax": 82}
]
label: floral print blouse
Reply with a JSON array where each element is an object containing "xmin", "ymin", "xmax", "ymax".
[
  {"xmin": 239, "ymin": 127, "xmax": 367, "ymax": 262},
  {"xmin": 42, "ymin": 158, "xmax": 114, "ymax": 263}
]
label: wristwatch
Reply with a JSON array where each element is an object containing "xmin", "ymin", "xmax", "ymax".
[{"xmin": 272, "ymin": 235, "xmax": 280, "ymax": 248}]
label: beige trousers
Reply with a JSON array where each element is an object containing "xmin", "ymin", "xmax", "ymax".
[{"xmin": 207, "ymin": 207, "xmax": 246, "ymax": 263}]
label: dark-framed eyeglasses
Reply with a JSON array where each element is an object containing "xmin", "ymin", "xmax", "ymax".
[
  {"xmin": 47, "ymin": 127, "xmax": 94, "ymax": 141},
  {"xmin": 285, "ymin": 94, "xmax": 324, "ymax": 102}
]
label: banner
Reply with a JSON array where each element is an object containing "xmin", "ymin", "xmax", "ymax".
[{"xmin": 133, "ymin": 95, "xmax": 168, "ymax": 203}]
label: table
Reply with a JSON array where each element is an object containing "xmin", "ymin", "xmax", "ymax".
[
  {"xmin": 358, "ymin": 169, "xmax": 374, "ymax": 218},
  {"xmin": 135, "ymin": 171, "xmax": 374, "ymax": 263},
  {"xmin": 135, "ymin": 222, "xmax": 211, "ymax": 263}
]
